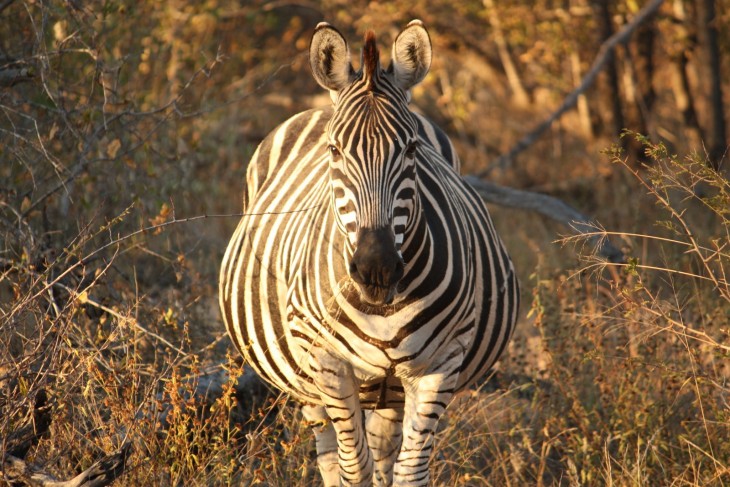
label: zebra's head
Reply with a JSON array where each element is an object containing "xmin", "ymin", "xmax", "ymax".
[{"xmin": 310, "ymin": 21, "xmax": 432, "ymax": 306}]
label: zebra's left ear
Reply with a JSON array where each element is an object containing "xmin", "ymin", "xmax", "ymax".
[{"xmin": 389, "ymin": 20, "xmax": 432, "ymax": 93}]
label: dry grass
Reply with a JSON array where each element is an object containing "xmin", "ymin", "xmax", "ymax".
[{"xmin": 2, "ymin": 2, "xmax": 729, "ymax": 486}]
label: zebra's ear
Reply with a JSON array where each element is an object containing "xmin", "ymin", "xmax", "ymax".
[
  {"xmin": 390, "ymin": 20, "xmax": 432, "ymax": 92},
  {"xmin": 310, "ymin": 22, "xmax": 355, "ymax": 93}
]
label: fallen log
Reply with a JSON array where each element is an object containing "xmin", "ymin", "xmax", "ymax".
[
  {"xmin": 2, "ymin": 445, "xmax": 130, "ymax": 487},
  {"xmin": 465, "ymin": 175, "xmax": 624, "ymax": 262}
]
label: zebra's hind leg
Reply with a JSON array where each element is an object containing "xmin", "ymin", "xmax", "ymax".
[
  {"xmin": 302, "ymin": 404, "xmax": 339, "ymax": 487},
  {"xmin": 366, "ymin": 408, "xmax": 404, "ymax": 486}
]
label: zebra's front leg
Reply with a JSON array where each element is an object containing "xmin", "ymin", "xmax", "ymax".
[
  {"xmin": 366, "ymin": 408, "xmax": 404, "ymax": 486},
  {"xmin": 302, "ymin": 404, "xmax": 339, "ymax": 487},
  {"xmin": 393, "ymin": 345, "xmax": 465, "ymax": 486},
  {"xmin": 307, "ymin": 347, "xmax": 373, "ymax": 486}
]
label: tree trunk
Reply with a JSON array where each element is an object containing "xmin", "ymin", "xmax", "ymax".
[
  {"xmin": 670, "ymin": 0, "xmax": 704, "ymax": 149},
  {"xmin": 633, "ymin": 16, "xmax": 656, "ymax": 136},
  {"xmin": 483, "ymin": 0, "xmax": 530, "ymax": 107},
  {"xmin": 571, "ymin": 51, "xmax": 593, "ymax": 137},
  {"xmin": 592, "ymin": 0, "xmax": 625, "ymax": 144},
  {"xmin": 697, "ymin": 0, "xmax": 727, "ymax": 169}
]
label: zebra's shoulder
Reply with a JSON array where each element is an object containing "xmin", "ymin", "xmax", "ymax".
[
  {"xmin": 413, "ymin": 112, "xmax": 460, "ymax": 172},
  {"xmin": 245, "ymin": 107, "xmax": 332, "ymax": 206},
  {"xmin": 253, "ymin": 107, "xmax": 333, "ymax": 161}
]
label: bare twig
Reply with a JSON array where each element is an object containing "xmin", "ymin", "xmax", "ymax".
[
  {"xmin": 0, "ymin": 254, "xmax": 190, "ymax": 357},
  {"xmin": 480, "ymin": 0, "xmax": 665, "ymax": 175},
  {"xmin": 21, "ymin": 52, "xmax": 224, "ymax": 217},
  {"xmin": 5, "ymin": 206, "xmax": 322, "ymax": 327},
  {"xmin": 56, "ymin": 280, "xmax": 191, "ymax": 358},
  {"xmin": 617, "ymin": 152, "xmax": 727, "ymax": 295},
  {"xmin": 560, "ymin": 230, "xmax": 730, "ymax": 261}
]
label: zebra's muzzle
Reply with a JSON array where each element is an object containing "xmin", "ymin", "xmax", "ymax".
[{"xmin": 349, "ymin": 227, "xmax": 404, "ymax": 306}]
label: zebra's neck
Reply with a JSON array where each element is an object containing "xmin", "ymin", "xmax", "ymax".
[{"xmin": 395, "ymin": 186, "xmax": 430, "ymax": 293}]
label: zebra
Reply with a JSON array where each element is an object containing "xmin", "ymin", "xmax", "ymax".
[{"xmin": 219, "ymin": 20, "xmax": 519, "ymax": 486}]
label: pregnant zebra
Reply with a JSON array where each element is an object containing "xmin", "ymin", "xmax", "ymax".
[{"xmin": 220, "ymin": 20, "xmax": 519, "ymax": 486}]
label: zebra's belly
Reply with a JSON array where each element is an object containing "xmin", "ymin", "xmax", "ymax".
[
  {"xmin": 285, "ymin": 294, "xmax": 479, "ymax": 389},
  {"xmin": 358, "ymin": 375, "xmax": 407, "ymax": 409}
]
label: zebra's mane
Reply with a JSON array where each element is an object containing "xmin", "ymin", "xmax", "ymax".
[{"xmin": 362, "ymin": 30, "xmax": 379, "ymax": 90}]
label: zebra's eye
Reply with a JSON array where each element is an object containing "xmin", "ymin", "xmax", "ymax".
[
  {"xmin": 329, "ymin": 145, "xmax": 341, "ymax": 160},
  {"xmin": 404, "ymin": 141, "xmax": 418, "ymax": 159}
]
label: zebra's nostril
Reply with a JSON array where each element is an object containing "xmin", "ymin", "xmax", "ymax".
[{"xmin": 349, "ymin": 261, "xmax": 359, "ymax": 280}]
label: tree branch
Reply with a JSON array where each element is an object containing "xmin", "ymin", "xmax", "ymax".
[{"xmin": 479, "ymin": 0, "xmax": 665, "ymax": 176}]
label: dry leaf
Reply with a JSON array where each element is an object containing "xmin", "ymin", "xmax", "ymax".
[{"xmin": 107, "ymin": 139, "xmax": 122, "ymax": 159}]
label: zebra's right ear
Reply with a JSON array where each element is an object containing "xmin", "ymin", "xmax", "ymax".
[{"xmin": 310, "ymin": 22, "xmax": 355, "ymax": 93}]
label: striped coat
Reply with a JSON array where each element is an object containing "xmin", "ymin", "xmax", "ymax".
[{"xmin": 220, "ymin": 20, "xmax": 518, "ymax": 486}]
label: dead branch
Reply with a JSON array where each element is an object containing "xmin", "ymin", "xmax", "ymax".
[
  {"xmin": 0, "ymin": 66, "xmax": 33, "ymax": 87},
  {"xmin": 58, "ymin": 280, "xmax": 191, "ymax": 358},
  {"xmin": 2, "ymin": 445, "xmax": 130, "ymax": 487},
  {"xmin": 0, "ymin": 0, "xmax": 15, "ymax": 15},
  {"xmin": 464, "ymin": 175, "xmax": 624, "ymax": 262},
  {"xmin": 2, "ymin": 386, "xmax": 129, "ymax": 487},
  {"xmin": 6, "ymin": 390, "xmax": 52, "ymax": 459},
  {"xmin": 480, "ymin": 0, "xmax": 665, "ymax": 176}
]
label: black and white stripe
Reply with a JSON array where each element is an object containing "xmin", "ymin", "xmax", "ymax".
[{"xmin": 220, "ymin": 20, "xmax": 518, "ymax": 486}]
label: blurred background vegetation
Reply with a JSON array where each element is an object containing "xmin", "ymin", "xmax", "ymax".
[{"xmin": 1, "ymin": 0, "xmax": 728, "ymax": 485}]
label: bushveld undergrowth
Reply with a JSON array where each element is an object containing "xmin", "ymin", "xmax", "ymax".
[
  {"xmin": 2, "ymin": 2, "xmax": 729, "ymax": 486},
  {"xmin": 430, "ymin": 135, "xmax": 729, "ymax": 485}
]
